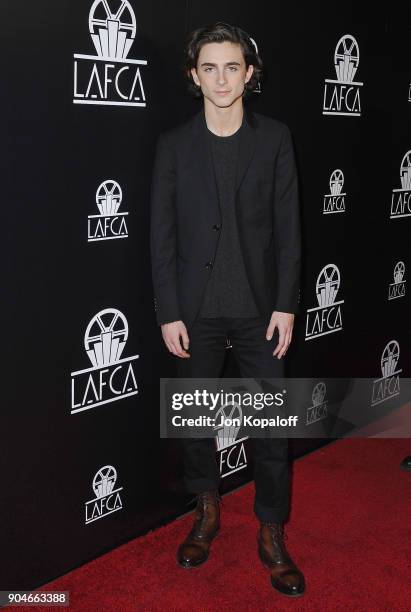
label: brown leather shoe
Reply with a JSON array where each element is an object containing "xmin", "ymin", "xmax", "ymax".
[
  {"xmin": 177, "ymin": 490, "xmax": 221, "ymax": 569},
  {"xmin": 258, "ymin": 522, "xmax": 305, "ymax": 597}
]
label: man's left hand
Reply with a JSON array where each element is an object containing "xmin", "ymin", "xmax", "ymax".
[{"xmin": 266, "ymin": 311, "xmax": 295, "ymax": 359}]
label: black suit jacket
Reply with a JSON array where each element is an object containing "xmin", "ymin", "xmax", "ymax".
[{"xmin": 150, "ymin": 105, "xmax": 301, "ymax": 329}]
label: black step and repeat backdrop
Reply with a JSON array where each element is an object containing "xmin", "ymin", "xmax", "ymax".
[{"xmin": 2, "ymin": 0, "xmax": 410, "ymax": 590}]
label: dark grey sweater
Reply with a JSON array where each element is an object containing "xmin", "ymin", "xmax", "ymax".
[{"xmin": 199, "ymin": 117, "xmax": 260, "ymax": 318}]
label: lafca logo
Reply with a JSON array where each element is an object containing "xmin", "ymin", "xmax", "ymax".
[
  {"xmin": 305, "ymin": 264, "xmax": 344, "ymax": 340},
  {"xmin": 388, "ymin": 261, "xmax": 406, "ymax": 300},
  {"xmin": 71, "ymin": 308, "xmax": 139, "ymax": 414},
  {"xmin": 249, "ymin": 37, "xmax": 261, "ymax": 94},
  {"xmin": 85, "ymin": 465, "xmax": 123, "ymax": 524},
  {"xmin": 214, "ymin": 402, "xmax": 248, "ymax": 478},
  {"xmin": 390, "ymin": 150, "xmax": 411, "ymax": 219},
  {"xmin": 73, "ymin": 0, "xmax": 147, "ymax": 107},
  {"xmin": 88, "ymin": 180, "xmax": 129, "ymax": 242},
  {"xmin": 371, "ymin": 341, "xmax": 402, "ymax": 406},
  {"xmin": 323, "ymin": 35, "xmax": 363, "ymax": 116},
  {"xmin": 323, "ymin": 169, "xmax": 346, "ymax": 214},
  {"xmin": 306, "ymin": 382, "xmax": 328, "ymax": 425}
]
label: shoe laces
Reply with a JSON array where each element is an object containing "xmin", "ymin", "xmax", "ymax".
[
  {"xmin": 186, "ymin": 491, "xmax": 221, "ymax": 539},
  {"xmin": 263, "ymin": 521, "xmax": 288, "ymax": 541},
  {"xmin": 185, "ymin": 491, "xmax": 223, "ymax": 507}
]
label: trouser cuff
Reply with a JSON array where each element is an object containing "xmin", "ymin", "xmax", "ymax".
[
  {"xmin": 184, "ymin": 477, "xmax": 220, "ymax": 494},
  {"xmin": 254, "ymin": 498, "xmax": 289, "ymax": 523}
]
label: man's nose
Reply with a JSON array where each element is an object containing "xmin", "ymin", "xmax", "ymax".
[{"xmin": 216, "ymin": 70, "xmax": 227, "ymax": 85}]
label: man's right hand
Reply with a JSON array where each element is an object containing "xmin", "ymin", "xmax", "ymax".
[{"xmin": 161, "ymin": 320, "xmax": 190, "ymax": 358}]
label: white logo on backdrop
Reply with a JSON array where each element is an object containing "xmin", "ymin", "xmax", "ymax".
[
  {"xmin": 371, "ymin": 340, "xmax": 402, "ymax": 406},
  {"xmin": 88, "ymin": 179, "xmax": 129, "ymax": 242},
  {"xmin": 73, "ymin": 0, "xmax": 147, "ymax": 107},
  {"xmin": 323, "ymin": 169, "xmax": 346, "ymax": 214},
  {"xmin": 89, "ymin": 0, "xmax": 136, "ymax": 59},
  {"xmin": 84, "ymin": 308, "xmax": 128, "ymax": 366},
  {"xmin": 388, "ymin": 261, "xmax": 406, "ymax": 300},
  {"xmin": 85, "ymin": 465, "xmax": 123, "ymax": 524},
  {"xmin": 214, "ymin": 402, "xmax": 248, "ymax": 478},
  {"xmin": 323, "ymin": 34, "xmax": 363, "ymax": 116},
  {"xmin": 248, "ymin": 37, "xmax": 262, "ymax": 94},
  {"xmin": 305, "ymin": 264, "xmax": 344, "ymax": 340},
  {"xmin": 390, "ymin": 150, "xmax": 411, "ymax": 218},
  {"xmin": 306, "ymin": 382, "xmax": 328, "ymax": 425},
  {"xmin": 71, "ymin": 308, "xmax": 139, "ymax": 414}
]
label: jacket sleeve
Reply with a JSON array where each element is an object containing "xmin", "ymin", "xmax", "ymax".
[
  {"xmin": 150, "ymin": 132, "xmax": 182, "ymax": 326},
  {"xmin": 273, "ymin": 123, "xmax": 302, "ymax": 315}
]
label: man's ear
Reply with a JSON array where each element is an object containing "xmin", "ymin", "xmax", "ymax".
[
  {"xmin": 190, "ymin": 67, "xmax": 199, "ymax": 86},
  {"xmin": 245, "ymin": 64, "xmax": 254, "ymax": 85}
]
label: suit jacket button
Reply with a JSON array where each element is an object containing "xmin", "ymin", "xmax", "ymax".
[
  {"xmin": 212, "ymin": 224, "xmax": 221, "ymax": 231},
  {"xmin": 205, "ymin": 261, "xmax": 213, "ymax": 269}
]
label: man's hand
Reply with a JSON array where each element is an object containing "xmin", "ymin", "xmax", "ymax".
[
  {"xmin": 161, "ymin": 320, "xmax": 190, "ymax": 358},
  {"xmin": 266, "ymin": 311, "xmax": 295, "ymax": 359}
]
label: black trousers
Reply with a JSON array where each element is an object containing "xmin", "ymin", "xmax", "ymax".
[{"xmin": 175, "ymin": 315, "xmax": 289, "ymax": 523}]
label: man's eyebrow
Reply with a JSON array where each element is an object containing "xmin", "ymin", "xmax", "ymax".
[{"xmin": 199, "ymin": 61, "xmax": 242, "ymax": 67}]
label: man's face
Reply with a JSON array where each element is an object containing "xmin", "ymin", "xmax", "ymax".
[{"xmin": 190, "ymin": 41, "xmax": 254, "ymax": 108}]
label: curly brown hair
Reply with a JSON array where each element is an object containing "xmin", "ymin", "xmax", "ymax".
[{"xmin": 182, "ymin": 21, "xmax": 263, "ymax": 100}]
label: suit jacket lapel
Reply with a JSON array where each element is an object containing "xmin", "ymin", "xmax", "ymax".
[
  {"xmin": 234, "ymin": 105, "xmax": 258, "ymax": 194},
  {"xmin": 190, "ymin": 107, "xmax": 218, "ymax": 208}
]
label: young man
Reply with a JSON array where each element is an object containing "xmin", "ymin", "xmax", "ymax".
[{"xmin": 150, "ymin": 22, "xmax": 304, "ymax": 597}]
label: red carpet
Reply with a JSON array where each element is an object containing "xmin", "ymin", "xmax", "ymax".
[{"xmin": 13, "ymin": 439, "xmax": 411, "ymax": 611}]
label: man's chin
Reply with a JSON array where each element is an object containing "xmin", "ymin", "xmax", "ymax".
[{"xmin": 210, "ymin": 95, "xmax": 235, "ymax": 108}]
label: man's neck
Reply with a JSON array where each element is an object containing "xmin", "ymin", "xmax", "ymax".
[{"xmin": 203, "ymin": 98, "xmax": 244, "ymax": 137}]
